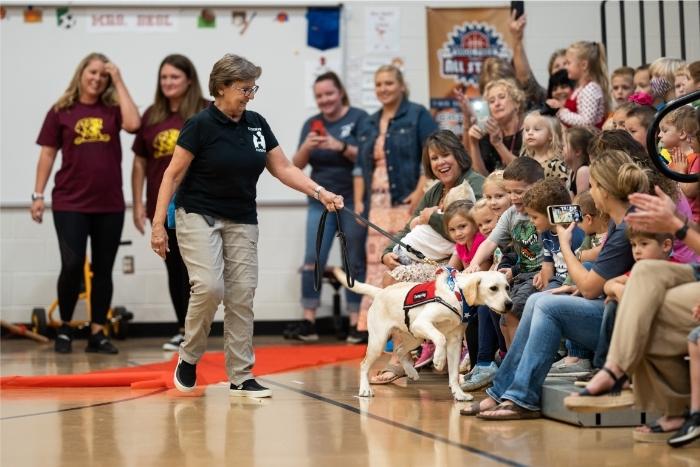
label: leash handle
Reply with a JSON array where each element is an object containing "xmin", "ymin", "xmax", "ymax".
[{"xmin": 314, "ymin": 208, "xmax": 355, "ymax": 291}]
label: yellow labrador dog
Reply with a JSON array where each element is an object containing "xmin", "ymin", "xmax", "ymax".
[{"xmin": 334, "ymin": 268, "xmax": 511, "ymax": 401}]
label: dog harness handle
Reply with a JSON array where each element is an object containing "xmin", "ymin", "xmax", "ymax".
[{"xmin": 314, "ymin": 208, "xmax": 355, "ymax": 291}]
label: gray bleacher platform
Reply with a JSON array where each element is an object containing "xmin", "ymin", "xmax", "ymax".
[{"xmin": 541, "ymin": 377, "xmax": 660, "ymax": 427}]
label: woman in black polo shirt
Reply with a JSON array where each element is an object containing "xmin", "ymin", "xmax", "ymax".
[{"xmin": 150, "ymin": 54, "xmax": 344, "ymax": 398}]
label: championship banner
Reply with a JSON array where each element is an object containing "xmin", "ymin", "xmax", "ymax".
[{"xmin": 427, "ymin": 7, "xmax": 514, "ymax": 134}]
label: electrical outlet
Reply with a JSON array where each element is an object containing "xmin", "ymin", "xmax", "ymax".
[{"xmin": 122, "ymin": 255, "xmax": 134, "ymax": 274}]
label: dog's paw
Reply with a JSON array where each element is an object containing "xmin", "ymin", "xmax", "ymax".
[
  {"xmin": 358, "ymin": 386, "xmax": 374, "ymax": 398},
  {"xmin": 453, "ymin": 390, "xmax": 474, "ymax": 402},
  {"xmin": 433, "ymin": 353, "xmax": 446, "ymax": 371}
]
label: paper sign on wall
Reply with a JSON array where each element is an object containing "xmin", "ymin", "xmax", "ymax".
[
  {"xmin": 86, "ymin": 10, "xmax": 179, "ymax": 33},
  {"xmin": 365, "ymin": 7, "xmax": 400, "ymax": 54}
]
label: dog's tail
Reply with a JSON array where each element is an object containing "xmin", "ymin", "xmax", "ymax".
[{"xmin": 332, "ymin": 267, "xmax": 382, "ymax": 298}]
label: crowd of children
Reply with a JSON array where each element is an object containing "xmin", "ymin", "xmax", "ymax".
[{"xmin": 373, "ymin": 19, "xmax": 700, "ymax": 447}]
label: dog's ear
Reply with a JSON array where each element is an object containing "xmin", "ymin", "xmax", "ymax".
[{"xmin": 464, "ymin": 278, "xmax": 480, "ymax": 305}]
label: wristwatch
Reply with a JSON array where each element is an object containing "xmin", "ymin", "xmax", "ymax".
[
  {"xmin": 339, "ymin": 140, "xmax": 348, "ymax": 154},
  {"xmin": 31, "ymin": 192, "xmax": 44, "ymax": 201},
  {"xmin": 313, "ymin": 185, "xmax": 325, "ymax": 200},
  {"xmin": 674, "ymin": 217, "xmax": 689, "ymax": 240}
]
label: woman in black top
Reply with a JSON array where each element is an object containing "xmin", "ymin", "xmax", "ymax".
[{"xmin": 151, "ymin": 54, "xmax": 343, "ymax": 398}]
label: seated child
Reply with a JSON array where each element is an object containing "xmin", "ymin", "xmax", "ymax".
[
  {"xmin": 520, "ymin": 110, "xmax": 570, "ymax": 188},
  {"xmin": 482, "ymin": 170, "xmax": 511, "ymax": 217},
  {"xmin": 563, "ymin": 127, "xmax": 595, "ymax": 196},
  {"xmin": 551, "ymin": 191, "xmax": 610, "ymax": 295},
  {"xmin": 624, "ymin": 104, "xmax": 656, "ymax": 149},
  {"xmin": 392, "ymin": 180, "xmax": 476, "ymax": 265},
  {"xmin": 522, "ymin": 178, "xmax": 585, "ymax": 292},
  {"xmin": 595, "ymin": 228, "xmax": 675, "ymax": 369},
  {"xmin": 459, "ymin": 199, "xmax": 508, "ymax": 386},
  {"xmin": 445, "ymin": 201, "xmax": 487, "ymax": 271},
  {"xmin": 662, "ymin": 106, "xmax": 700, "ymax": 223},
  {"xmin": 467, "ymin": 157, "xmax": 545, "ymax": 347},
  {"xmin": 610, "ymin": 66, "xmax": 635, "ymax": 109}
]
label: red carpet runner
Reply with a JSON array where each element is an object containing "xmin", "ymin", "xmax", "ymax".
[{"xmin": 0, "ymin": 344, "xmax": 366, "ymax": 389}]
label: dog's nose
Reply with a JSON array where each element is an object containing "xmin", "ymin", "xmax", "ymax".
[{"xmin": 504, "ymin": 300, "xmax": 513, "ymax": 310}]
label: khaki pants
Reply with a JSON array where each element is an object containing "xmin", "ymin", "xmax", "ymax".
[
  {"xmin": 608, "ymin": 260, "xmax": 700, "ymax": 415},
  {"xmin": 176, "ymin": 209, "xmax": 259, "ymax": 386}
]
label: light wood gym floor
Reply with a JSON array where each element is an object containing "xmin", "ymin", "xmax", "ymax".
[{"xmin": 1, "ymin": 337, "xmax": 698, "ymax": 467}]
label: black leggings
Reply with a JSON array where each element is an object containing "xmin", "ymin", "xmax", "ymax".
[
  {"xmin": 53, "ymin": 211, "xmax": 124, "ymax": 325},
  {"xmin": 165, "ymin": 227, "xmax": 190, "ymax": 328}
]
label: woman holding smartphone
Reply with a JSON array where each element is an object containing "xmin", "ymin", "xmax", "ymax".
[
  {"xmin": 286, "ymin": 71, "xmax": 369, "ymax": 343},
  {"xmin": 464, "ymin": 79, "xmax": 526, "ymax": 176}
]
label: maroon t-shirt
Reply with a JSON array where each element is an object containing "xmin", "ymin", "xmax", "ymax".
[
  {"xmin": 131, "ymin": 108, "xmax": 184, "ymax": 219},
  {"xmin": 36, "ymin": 102, "xmax": 125, "ymax": 212}
]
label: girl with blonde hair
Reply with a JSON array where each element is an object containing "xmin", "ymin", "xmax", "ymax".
[{"xmin": 546, "ymin": 41, "xmax": 609, "ymax": 128}]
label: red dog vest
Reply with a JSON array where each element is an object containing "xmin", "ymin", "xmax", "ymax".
[{"xmin": 402, "ymin": 281, "xmax": 463, "ymax": 330}]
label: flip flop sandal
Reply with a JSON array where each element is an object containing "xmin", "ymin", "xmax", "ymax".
[
  {"xmin": 476, "ymin": 401, "xmax": 541, "ymax": 421},
  {"xmin": 633, "ymin": 424, "xmax": 676, "ymax": 443},
  {"xmin": 460, "ymin": 400, "xmax": 490, "ymax": 416},
  {"xmin": 369, "ymin": 363, "xmax": 406, "ymax": 385},
  {"xmin": 564, "ymin": 367, "xmax": 635, "ymax": 413}
]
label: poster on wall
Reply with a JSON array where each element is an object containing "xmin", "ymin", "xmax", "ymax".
[{"xmin": 427, "ymin": 8, "xmax": 514, "ymax": 134}]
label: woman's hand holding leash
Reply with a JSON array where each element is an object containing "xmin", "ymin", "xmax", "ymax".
[
  {"xmin": 318, "ymin": 188, "xmax": 344, "ymax": 211},
  {"xmin": 151, "ymin": 223, "xmax": 169, "ymax": 259}
]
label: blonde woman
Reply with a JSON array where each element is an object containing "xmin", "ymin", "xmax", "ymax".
[
  {"xmin": 31, "ymin": 52, "xmax": 140, "ymax": 354},
  {"xmin": 465, "ymin": 78, "xmax": 526, "ymax": 176}
]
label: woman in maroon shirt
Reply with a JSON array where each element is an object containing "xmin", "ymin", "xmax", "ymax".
[
  {"xmin": 132, "ymin": 54, "xmax": 207, "ymax": 351},
  {"xmin": 31, "ymin": 52, "xmax": 140, "ymax": 354}
]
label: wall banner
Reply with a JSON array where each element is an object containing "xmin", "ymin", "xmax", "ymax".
[{"xmin": 427, "ymin": 8, "xmax": 514, "ymax": 134}]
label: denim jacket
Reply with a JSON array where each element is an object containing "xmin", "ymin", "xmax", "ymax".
[{"xmin": 354, "ymin": 98, "xmax": 437, "ymax": 208}]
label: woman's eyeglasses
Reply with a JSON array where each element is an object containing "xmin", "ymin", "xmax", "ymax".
[{"xmin": 231, "ymin": 84, "xmax": 259, "ymax": 97}]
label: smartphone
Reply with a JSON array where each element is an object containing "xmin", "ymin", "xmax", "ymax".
[
  {"xmin": 511, "ymin": 1, "xmax": 525, "ymax": 19},
  {"xmin": 310, "ymin": 119, "xmax": 326, "ymax": 136},
  {"xmin": 547, "ymin": 204, "xmax": 583, "ymax": 225},
  {"xmin": 470, "ymin": 98, "xmax": 490, "ymax": 131}
]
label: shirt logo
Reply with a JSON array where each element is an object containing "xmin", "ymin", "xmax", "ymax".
[
  {"xmin": 340, "ymin": 122, "xmax": 354, "ymax": 139},
  {"xmin": 252, "ymin": 130, "xmax": 266, "ymax": 152},
  {"xmin": 73, "ymin": 117, "xmax": 110, "ymax": 145},
  {"xmin": 153, "ymin": 128, "xmax": 180, "ymax": 158}
]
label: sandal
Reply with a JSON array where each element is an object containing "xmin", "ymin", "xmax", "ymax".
[
  {"xmin": 369, "ymin": 364, "xmax": 406, "ymax": 385},
  {"xmin": 476, "ymin": 401, "xmax": 541, "ymax": 420},
  {"xmin": 633, "ymin": 423, "xmax": 677, "ymax": 444},
  {"xmin": 564, "ymin": 367, "xmax": 634, "ymax": 413},
  {"xmin": 460, "ymin": 400, "xmax": 487, "ymax": 417}
]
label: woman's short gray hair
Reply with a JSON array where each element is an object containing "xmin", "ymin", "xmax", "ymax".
[{"xmin": 208, "ymin": 54, "xmax": 262, "ymax": 97}]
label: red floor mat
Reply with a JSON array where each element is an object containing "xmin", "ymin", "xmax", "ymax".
[{"xmin": 0, "ymin": 344, "xmax": 366, "ymax": 389}]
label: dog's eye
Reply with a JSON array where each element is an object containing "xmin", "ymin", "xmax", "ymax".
[{"xmin": 489, "ymin": 286, "xmax": 498, "ymax": 291}]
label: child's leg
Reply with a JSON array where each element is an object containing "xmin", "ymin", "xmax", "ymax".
[
  {"xmin": 592, "ymin": 301, "xmax": 618, "ymax": 368},
  {"xmin": 690, "ymin": 329, "xmax": 700, "ymax": 413}
]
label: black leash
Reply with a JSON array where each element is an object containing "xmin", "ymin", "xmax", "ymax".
[
  {"xmin": 313, "ymin": 205, "xmax": 434, "ymax": 292},
  {"xmin": 314, "ymin": 209, "xmax": 355, "ymax": 291},
  {"xmin": 340, "ymin": 206, "xmax": 431, "ymax": 262}
]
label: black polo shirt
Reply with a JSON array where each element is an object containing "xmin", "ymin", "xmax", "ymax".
[{"xmin": 175, "ymin": 104, "xmax": 279, "ymax": 224}]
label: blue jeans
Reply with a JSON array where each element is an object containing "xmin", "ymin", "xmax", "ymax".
[
  {"xmin": 486, "ymin": 292, "xmax": 604, "ymax": 410},
  {"xmin": 593, "ymin": 301, "xmax": 618, "ymax": 368},
  {"xmin": 476, "ymin": 305, "xmax": 503, "ymax": 365},
  {"xmin": 301, "ymin": 201, "xmax": 367, "ymax": 312}
]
